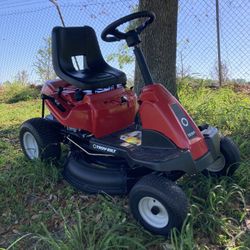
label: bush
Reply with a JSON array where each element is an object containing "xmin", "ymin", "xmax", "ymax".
[{"xmin": 0, "ymin": 82, "xmax": 41, "ymax": 104}]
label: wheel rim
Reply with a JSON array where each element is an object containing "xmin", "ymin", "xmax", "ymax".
[
  {"xmin": 23, "ymin": 132, "xmax": 39, "ymax": 159},
  {"xmin": 206, "ymin": 154, "xmax": 226, "ymax": 172},
  {"xmin": 138, "ymin": 196, "xmax": 169, "ymax": 228}
]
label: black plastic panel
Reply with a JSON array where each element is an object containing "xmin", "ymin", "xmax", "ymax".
[
  {"xmin": 63, "ymin": 154, "xmax": 127, "ymax": 194},
  {"xmin": 142, "ymin": 129, "xmax": 176, "ymax": 149},
  {"xmin": 171, "ymin": 103, "xmax": 197, "ymax": 139}
]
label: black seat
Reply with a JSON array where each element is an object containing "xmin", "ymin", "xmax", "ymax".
[{"xmin": 52, "ymin": 26, "xmax": 127, "ymax": 90}]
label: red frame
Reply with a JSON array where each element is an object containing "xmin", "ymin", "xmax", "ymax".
[{"xmin": 42, "ymin": 80, "xmax": 208, "ymax": 160}]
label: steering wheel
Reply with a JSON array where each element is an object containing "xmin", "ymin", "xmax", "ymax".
[{"xmin": 101, "ymin": 11, "xmax": 155, "ymax": 42}]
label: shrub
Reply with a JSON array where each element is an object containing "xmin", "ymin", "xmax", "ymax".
[{"xmin": 0, "ymin": 82, "xmax": 41, "ymax": 104}]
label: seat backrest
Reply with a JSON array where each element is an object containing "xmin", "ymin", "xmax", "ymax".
[{"xmin": 52, "ymin": 26, "xmax": 106, "ymax": 75}]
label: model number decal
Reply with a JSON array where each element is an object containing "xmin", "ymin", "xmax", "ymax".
[
  {"xmin": 187, "ymin": 131, "xmax": 196, "ymax": 138},
  {"xmin": 92, "ymin": 144, "xmax": 117, "ymax": 154}
]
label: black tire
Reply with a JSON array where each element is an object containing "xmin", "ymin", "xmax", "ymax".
[
  {"xmin": 19, "ymin": 118, "xmax": 61, "ymax": 161},
  {"xmin": 129, "ymin": 174, "xmax": 188, "ymax": 236},
  {"xmin": 203, "ymin": 137, "xmax": 240, "ymax": 177}
]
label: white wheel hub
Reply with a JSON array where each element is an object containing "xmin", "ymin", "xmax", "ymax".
[
  {"xmin": 23, "ymin": 131, "xmax": 39, "ymax": 159},
  {"xmin": 138, "ymin": 196, "xmax": 169, "ymax": 228}
]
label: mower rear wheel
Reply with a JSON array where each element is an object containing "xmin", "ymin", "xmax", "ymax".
[
  {"xmin": 204, "ymin": 136, "xmax": 240, "ymax": 177},
  {"xmin": 20, "ymin": 118, "xmax": 61, "ymax": 161},
  {"xmin": 129, "ymin": 174, "xmax": 188, "ymax": 236}
]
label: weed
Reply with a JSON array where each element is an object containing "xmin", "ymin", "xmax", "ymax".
[
  {"xmin": 0, "ymin": 83, "xmax": 249, "ymax": 249},
  {"xmin": 0, "ymin": 82, "xmax": 40, "ymax": 104}
]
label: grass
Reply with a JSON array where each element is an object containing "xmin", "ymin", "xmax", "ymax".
[{"xmin": 0, "ymin": 82, "xmax": 249, "ymax": 249}]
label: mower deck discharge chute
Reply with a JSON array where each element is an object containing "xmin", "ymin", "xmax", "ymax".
[{"xmin": 20, "ymin": 11, "xmax": 240, "ymax": 235}]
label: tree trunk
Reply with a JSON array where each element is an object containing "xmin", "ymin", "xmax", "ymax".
[{"xmin": 134, "ymin": 0, "xmax": 178, "ymax": 98}]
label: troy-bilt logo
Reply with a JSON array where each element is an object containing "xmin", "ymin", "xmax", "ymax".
[{"xmin": 92, "ymin": 144, "xmax": 117, "ymax": 154}]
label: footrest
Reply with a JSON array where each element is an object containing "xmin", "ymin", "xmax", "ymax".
[{"xmin": 127, "ymin": 146, "xmax": 196, "ymax": 173}]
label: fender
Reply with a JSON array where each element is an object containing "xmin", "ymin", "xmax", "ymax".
[{"xmin": 139, "ymin": 84, "xmax": 208, "ymax": 160}]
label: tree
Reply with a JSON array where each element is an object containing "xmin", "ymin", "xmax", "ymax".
[
  {"xmin": 177, "ymin": 50, "xmax": 191, "ymax": 80},
  {"xmin": 106, "ymin": 44, "xmax": 134, "ymax": 70},
  {"xmin": 134, "ymin": 0, "xmax": 178, "ymax": 97},
  {"xmin": 15, "ymin": 70, "xmax": 29, "ymax": 85},
  {"xmin": 211, "ymin": 60, "xmax": 230, "ymax": 85},
  {"xmin": 33, "ymin": 37, "xmax": 56, "ymax": 83}
]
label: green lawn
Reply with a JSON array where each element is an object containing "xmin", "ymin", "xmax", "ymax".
[{"xmin": 0, "ymin": 83, "xmax": 249, "ymax": 249}]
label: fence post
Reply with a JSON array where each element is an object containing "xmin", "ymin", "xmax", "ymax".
[
  {"xmin": 49, "ymin": 0, "xmax": 80, "ymax": 71},
  {"xmin": 216, "ymin": 0, "xmax": 222, "ymax": 86}
]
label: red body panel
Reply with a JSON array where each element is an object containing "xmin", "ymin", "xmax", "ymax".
[
  {"xmin": 139, "ymin": 84, "xmax": 208, "ymax": 160},
  {"xmin": 42, "ymin": 80, "xmax": 137, "ymax": 138},
  {"xmin": 42, "ymin": 80, "xmax": 208, "ymax": 160}
]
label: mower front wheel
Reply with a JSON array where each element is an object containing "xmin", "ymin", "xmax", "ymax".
[
  {"xmin": 20, "ymin": 118, "xmax": 61, "ymax": 161},
  {"xmin": 204, "ymin": 136, "xmax": 240, "ymax": 177},
  {"xmin": 129, "ymin": 174, "xmax": 188, "ymax": 236}
]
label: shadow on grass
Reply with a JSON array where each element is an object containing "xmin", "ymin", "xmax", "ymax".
[{"xmin": 0, "ymin": 126, "xmax": 19, "ymax": 138}]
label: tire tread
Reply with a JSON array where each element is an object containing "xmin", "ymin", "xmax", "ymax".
[
  {"xmin": 20, "ymin": 118, "xmax": 61, "ymax": 160},
  {"xmin": 129, "ymin": 174, "xmax": 188, "ymax": 235}
]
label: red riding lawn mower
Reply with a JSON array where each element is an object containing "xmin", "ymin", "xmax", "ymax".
[{"xmin": 19, "ymin": 11, "xmax": 240, "ymax": 235}]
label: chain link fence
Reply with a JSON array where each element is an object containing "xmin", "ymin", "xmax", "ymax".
[
  {"xmin": 177, "ymin": 0, "xmax": 250, "ymax": 85},
  {"xmin": 0, "ymin": 0, "xmax": 249, "ymax": 85}
]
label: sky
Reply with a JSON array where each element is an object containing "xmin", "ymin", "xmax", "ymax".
[
  {"xmin": 0, "ymin": 0, "xmax": 249, "ymax": 83},
  {"xmin": 177, "ymin": 0, "xmax": 250, "ymax": 81}
]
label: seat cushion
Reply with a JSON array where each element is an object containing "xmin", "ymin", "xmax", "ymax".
[{"xmin": 67, "ymin": 64, "xmax": 127, "ymax": 89}]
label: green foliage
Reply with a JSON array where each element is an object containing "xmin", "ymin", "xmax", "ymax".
[
  {"xmin": 34, "ymin": 199, "xmax": 159, "ymax": 250},
  {"xmin": 170, "ymin": 217, "xmax": 198, "ymax": 250},
  {"xmin": 0, "ymin": 83, "xmax": 249, "ymax": 249},
  {"xmin": 179, "ymin": 81, "xmax": 250, "ymax": 158},
  {"xmin": 106, "ymin": 43, "xmax": 134, "ymax": 69},
  {"xmin": 33, "ymin": 37, "xmax": 56, "ymax": 83},
  {"xmin": 0, "ymin": 82, "xmax": 40, "ymax": 104}
]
